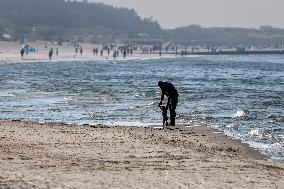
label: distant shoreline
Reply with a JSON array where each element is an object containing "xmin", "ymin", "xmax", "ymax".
[
  {"xmin": 1, "ymin": 40, "xmax": 284, "ymax": 64},
  {"xmin": 0, "ymin": 40, "xmax": 177, "ymax": 64},
  {"xmin": 147, "ymin": 49, "xmax": 284, "ymax": 56}
]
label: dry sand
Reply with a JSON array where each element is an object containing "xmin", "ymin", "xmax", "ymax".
[
  {"xmin": 0, "ymin": 121, "xmax": 283, "ymax": 189},
  {"xmin": 0, "ymin": 41, "xmax": 172, "ymax": 63}
]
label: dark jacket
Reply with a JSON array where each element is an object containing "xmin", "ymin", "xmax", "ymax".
[{"xmin": 159, "ymin": 81, "xmax": 179, "ymax": 99}]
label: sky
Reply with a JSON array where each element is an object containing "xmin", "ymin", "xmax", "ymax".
[{"xmin": 90, "ymin": 0, "xmax": 284, "ymax": 29}]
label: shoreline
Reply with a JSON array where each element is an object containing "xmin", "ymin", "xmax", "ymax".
[
  {"xmin": 0, "ymin": 52, "xmax": 178, "ymax": 64},
  {"xmin": 1, "ymin": 40, "xmax": 284, "ymax": 187},
  {"xmin": 1, "ymin": 40, "xmax": 284, "ymax": 64},
  {"xmin": 0, "ymin": 120, "xmax": 283, "ymax": 188},
  {"xmin": 0, "ymin": 40, "xmax": 177, "ymax": 64}
]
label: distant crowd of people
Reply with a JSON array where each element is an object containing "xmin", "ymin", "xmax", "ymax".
[
  {"xmin": 20, "ymin": 43, "xmax": 192, "ymax": 61},
  {"xmin": 91, "ymin": 47, "xmax": 133, "ymax": 59}
]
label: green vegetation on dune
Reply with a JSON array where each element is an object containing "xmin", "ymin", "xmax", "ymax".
[
  {"xmin": 0, "ymin": 0, "xmax": 284, "ymax": 46},
  {"xmin": 0, "ymin": 0, "xmax": 161, "ymax": 39},
  {"xmin": 164, "ymin": 25, "xmax": 284, "ymax": 46}
]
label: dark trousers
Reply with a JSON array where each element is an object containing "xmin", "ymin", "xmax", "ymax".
[
  {"xmin": 168, "ymin": 96, "xmax": 178, "ymax": 126},
  {"xmin": 169, "ymin": 108, "xmax": 176, "ymax": 126}
]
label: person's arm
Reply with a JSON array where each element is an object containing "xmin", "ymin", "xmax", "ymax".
[
  {"xmin": 166, "ymin": 98, "xmax": 169, "ymax": 110},
  {"xmin": 159, "ymin": 90, "xmax": 165, "ymax": 106}
]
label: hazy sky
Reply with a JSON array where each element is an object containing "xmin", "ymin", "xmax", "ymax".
[{"xmin": 91, "ymin": 0, "xmax": 284, "ymax": 29}]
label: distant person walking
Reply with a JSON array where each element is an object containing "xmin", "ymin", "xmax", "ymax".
[
  {"xmin": 158, "ymin": 81, "xmax": 179, "ymax": 126},
  {"xmin": 49, "ymin": 48, "xmax": 53, "ymax": 61},
  {"xmin": 56, "ymin": 48, "xmax": 59, "ymax": 56},
  {"xmin": 20, "ymin": 48, "xmax": 25, "ymax": 59},
  {"xmin": 80, "ymin": 47, "xmax": 83, "ymax": 56},
  {"xmin": 123, "ymin": 49, "xmax": 127, "ymax": 59},
  {"xmin": 113, "ymin": 51, "xmax": 117, "ymax": 59}
]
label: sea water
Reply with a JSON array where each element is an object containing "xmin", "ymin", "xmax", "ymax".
[{"xmin": 0, "ymin": 55, "xmax": 283, "ymax": 161}]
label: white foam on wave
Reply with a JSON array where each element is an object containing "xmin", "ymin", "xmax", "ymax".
[
  {"xmin": 247, "ymin": 128, "xmax": 273, "ymax": 140},
  {"xmin": 64, "ymin": 96, "xmax": 74, "ymax": 101},
  {"xmin": 79, "ymin": 120, "xmax": 190, "ymax": 128},
  {"xmin": 221, "ymin": 127, "xmax": 284, "ymax": 162},
  {"xmin": 226, "ymin": 123, "xmax": 239, "ymax": 130},
  {"xmin": 248, "ymin": 140, "xmax": 284, "ymax": 161},
  {"xmin": 269, "ymin": 142, "xmax": 284, "ymax": 151},
  {"xmin": 89, "ymin": 121, "xmax": 161, "ymax": 127},
  {"xmin": 234, "ymin": 110, "xmax": 246, "ymax": 117},
  {"xmin": 0, "ymin": 92, "xmax": 16, "ymax": 97}
]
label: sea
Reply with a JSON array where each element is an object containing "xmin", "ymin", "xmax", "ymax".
[{"xmin": 0, "ymin": 55, "xmax": 283, "ymax": 162}]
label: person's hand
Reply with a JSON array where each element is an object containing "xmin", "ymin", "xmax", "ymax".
[{"xmin": 158, "ymin": 101, "xmax": 162, "ymax": 106}]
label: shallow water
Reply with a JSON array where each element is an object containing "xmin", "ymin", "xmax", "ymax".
[{"xmin": 0, "ymin": 55, "xmax": 283, "ymax": 161}]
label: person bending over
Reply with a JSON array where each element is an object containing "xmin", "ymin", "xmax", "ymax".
[{"xmin": 158, "ymin": 81, "xmax": 179, "ymax": 126}]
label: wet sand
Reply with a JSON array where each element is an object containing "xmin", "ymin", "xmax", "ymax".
[{"xmin": 0, "ymin": 121, "xmax": 283, "ymax": 188}]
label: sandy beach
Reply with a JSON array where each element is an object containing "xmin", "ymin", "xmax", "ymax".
[
  {"xmin": 0, "ymin": 40, "xmax": 173, "ymax": 64},
  {"xmin": 0, "ymin": 121, "xmax": 283, "ymax": 188},
  {"xmin": 1, "ymin": 0, "xmax": 284, "ymax": 188},
  {"xmin": 0, "ymin": 40, "xmax": 283, "ymax": 188}
]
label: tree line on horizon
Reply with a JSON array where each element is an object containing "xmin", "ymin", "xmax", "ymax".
[
  {"xmin": 0, "ymin": 0, "xmax": 161, "ymax": 39},
  {"xmin": 164, "ymin": 25, "xmax": 284, "ymax": 46},
  {"xmin": 0, "ymin": 0, "xmax": 284, "ymax": 46}
]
